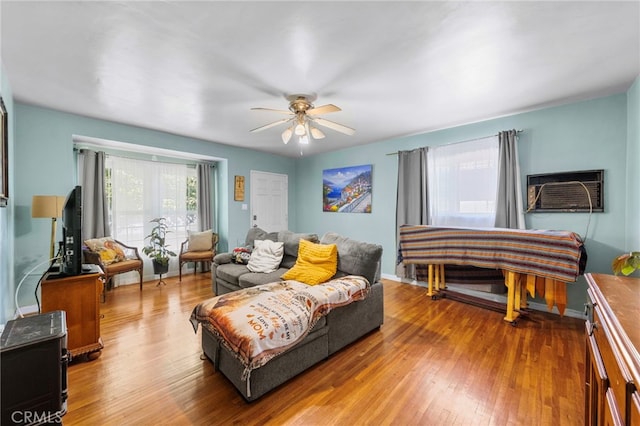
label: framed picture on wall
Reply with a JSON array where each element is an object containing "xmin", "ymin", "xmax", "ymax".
[
  {"xmin": 322, "ymin": 164, "xmax": 372, "ymax": 213},
  {"xmin": 234, "ymin": 175, "xmax": 245, "ymax": 201},
  {"xmin": 0, "ymin": 96, "xmax": 7, "ymax": 207}
]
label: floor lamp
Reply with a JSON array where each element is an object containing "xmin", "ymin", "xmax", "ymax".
[{"xmin": 32, "ymin": 195, "xmax": 67, "ymax": 260}]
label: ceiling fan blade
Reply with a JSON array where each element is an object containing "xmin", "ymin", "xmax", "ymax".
[
  {"xmin": 307, "ymin": 104, "xmax": 341, "ymax": 115},
  {"xmin": 311, "ymin": 117, "xmax": 356, "ymax": 135},
  {"xmin": 250, "ymin": 118, "xmax": 292, "ymax": 133},
  {"xmin": 250, "ymin": 107, "xmax": 293, "ymax": 115}
]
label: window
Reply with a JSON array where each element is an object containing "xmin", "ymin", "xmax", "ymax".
[
  {"xmin": 427, "ymin": 136, "xmax": 499, "ymax": 227},
  {"xmin": 105, "ymin": 156, "xmax": 198, "ymax": 278}
]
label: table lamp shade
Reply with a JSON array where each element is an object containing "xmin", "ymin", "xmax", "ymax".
[
  {"xmin": 32, "ymin": 195, "xmax": 66, "ymax": 218},
  {"xmin": 32, "ymin": 195, "xmax": 67, "ymax": 260}
]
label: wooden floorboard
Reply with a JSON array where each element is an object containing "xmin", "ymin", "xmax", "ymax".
[{"xmin": 63, "ymin": 274, "xmax": 585, "ymax": 425}]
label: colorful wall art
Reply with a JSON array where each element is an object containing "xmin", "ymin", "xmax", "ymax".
[{"xmin": 322, "ymin": 164, "xmax": 372, "ymax": 213}]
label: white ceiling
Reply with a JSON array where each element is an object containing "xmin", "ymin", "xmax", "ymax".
[{"xmin": 2, "ymin": 1, "xmax": 639, "ymax": 158}]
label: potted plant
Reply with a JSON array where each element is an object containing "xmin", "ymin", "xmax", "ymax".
[
  {"xmin": 142, "ymin": 217, "xmax": 177, "ymax": 275},
  {"xmin": 611, "ymin": 251, "xmax": 640, "ymax": 276}
]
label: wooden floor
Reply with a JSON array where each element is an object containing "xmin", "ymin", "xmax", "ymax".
[{"xmin": 64, "ymin": 273, "xmax": 586, "ymax": 425}]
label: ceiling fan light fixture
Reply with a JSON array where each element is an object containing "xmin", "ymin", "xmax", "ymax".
[
  {"xmin": 294, "ymin": 122, "xmax": 306, "ymax": 136},
  {"xmin": 250, "ymin": 94, "xmax": 355, "ymax": 147},
  {"xmin": 281, "ymin": 127, "xmax": 293, "ymax": 144},
  {"xmin": 310, "ymin": 126, "xmax": 325, "ymax": 139}
]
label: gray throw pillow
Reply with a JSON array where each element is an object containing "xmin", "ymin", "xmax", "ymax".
[
  {"xmin": 213, "ymin": 252, "xmax": 233, "ymax": 265},
  {"xmin": 244, "ymin": 227, "xmax": 278, "ymax": 248},
  {"xmin": 278, "ymin": 230, "xmax": 319, "ymax": 257}
]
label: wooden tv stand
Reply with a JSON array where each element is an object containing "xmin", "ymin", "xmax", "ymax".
[{"xmin": 41, "ymin": 265, "xmax": 104, "ymax": 360}]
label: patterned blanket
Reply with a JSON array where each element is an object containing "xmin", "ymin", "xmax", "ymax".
[
  {"xmin": 190, "ymin": 275, "xmax": 370, "ymax": 377},
  {"xmin": 398, "ymin": 225, "xmax": 586, "ymax": 282}
]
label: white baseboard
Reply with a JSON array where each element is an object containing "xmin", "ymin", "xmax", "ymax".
[{"xmin": 380, "ymin": 273, "xmax": 585, "ymax": 320}]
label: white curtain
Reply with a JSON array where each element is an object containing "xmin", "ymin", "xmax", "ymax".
[
  {"xmin": 397, "ymin": 133, "xmax": 520, "ymax": 289},
  {"xmin": 107, "ymin": 156, "xmax": 196, "ymax": 284},
  {"xmin": 427, "ymin": 136, "xmax": 499, "ymax": 227}
]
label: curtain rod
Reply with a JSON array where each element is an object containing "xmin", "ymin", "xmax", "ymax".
[
  {"xmin": 386, "ymin": 129, "xmax": 523, "ymax": 156},
  {"xmin": 73, "ymin": 134, "xmax": 223, "ymax": 163}
]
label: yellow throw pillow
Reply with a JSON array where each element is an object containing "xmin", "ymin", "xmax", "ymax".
[
  {"xmin": 99, "ymin": 248, "xmax": 119, "ymax": 265},
  {"xmin": 281, "ymin": 239, "xmax": 338, "ymax": 285},
  {"xmin": 104, "ymin": 239, "xmax": 126, "ymax": 263}
]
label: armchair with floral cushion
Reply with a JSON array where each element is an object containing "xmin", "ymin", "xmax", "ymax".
[
  {"xmin": 178, "ymin": 230, "xmax": 219, "ymax": 281},
  {"xmin": 83, "ymin": 237, "xmax": 144, "ymax": 297}
]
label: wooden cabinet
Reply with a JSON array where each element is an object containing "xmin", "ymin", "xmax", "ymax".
[
  {"xmin": 41, "ymin": 266, "xmax": 104, "ymax": 360},
  {"xmin": 585, "ymin": 273, "xmax": 640, "ymax": 426},
  {"xmin": 631, "ymin": 393, "xmax": 640, "ymax": 425}
]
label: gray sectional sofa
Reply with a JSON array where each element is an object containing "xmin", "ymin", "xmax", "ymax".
[
  {"xmin": 203, "ymin": 229, "xmax": 384, "ymax": 401},
  {"xmin": 212, "ymin": 227, "xmax": 320, "ymax": 295}
]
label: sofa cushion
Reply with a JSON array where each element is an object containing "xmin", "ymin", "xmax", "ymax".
[
  {"xmin": 281, "ymin": 239, "xmax": 338, "ymax": 285},
  {"xmin": 320, "ymin": 232, "xmax": 383, "ymax": 285},
  {"xmin": 247, "ymin": 240, "xmax": 284, "ymax": 273},
  {"xmin": 245, "ymin": 227, "xmax": 278, "ymax": 248},
  {"xmin": 104, "ymin": 258, "xmax": 142, "ymax": 274},
  {"xmin": 238, "ymin": 268, "xmax": 290, "ymax": 288},
  {"xmin": 278, "ymin": 230, "xmax": 319, "ymax": 268},
  {"xmin": 216, "ymin": 263, "xmax": 251, "ymax": 286}
]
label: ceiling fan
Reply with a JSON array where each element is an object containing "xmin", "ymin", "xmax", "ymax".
[{"xmin": 250, "ymin": 94, "xmax": 355, "ymax": 145}]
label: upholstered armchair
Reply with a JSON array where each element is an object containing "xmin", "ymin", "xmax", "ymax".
[
  {"xmin": 83, "ymin": 237, "xmax": 144, "ymax": 298},
  {"xmin": 179, "ymin": 231, "xmax": 219, "ymax": 281}
]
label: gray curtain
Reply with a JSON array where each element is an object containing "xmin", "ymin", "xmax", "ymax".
[
  {"xmin": 197, "ymin": 163, "xmax": 214, "ymax": 271},
  {"xmin": 79, "ymin": 149, "xmax": 110, "ymax": 239},
  {"xmin": 395, "ymin": 147, "xmax": 429, "ymax": 279},
  {"xmin": 494, "ymin": 130, "xmax": 525, "ymax": 229}
]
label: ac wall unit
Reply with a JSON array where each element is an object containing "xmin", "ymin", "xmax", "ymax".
[{"xmin": 527, "ymin": 169, "xmax": 604, "ymax": 213}]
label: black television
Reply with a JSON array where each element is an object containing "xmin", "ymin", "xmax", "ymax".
[{"xmin": 61, "ymin": 185, "xmax": 82, "ymax": 276}]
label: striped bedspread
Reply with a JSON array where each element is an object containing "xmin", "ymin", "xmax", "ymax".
[{"xmin": 398, "ymin": 225, "xmax": 586, "ymax": 282}]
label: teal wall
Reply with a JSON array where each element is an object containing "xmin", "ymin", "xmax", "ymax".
[
  {"xmin": 296, "ymin": 92, "xmax": 634, "ymax": 313},
  {"xmin": 0, "ymin": 63, "xmax": 16, "ymax": 323},
  {"xmin": 627, "ymin": 76, "xmax": 640, "ymax": 252},
  {"xmin": 2, "ymin": 73, "xmax": 638, "ymax": 321},
  {"xmin": 11, "ymin": 103, "xmax": 297, "ymax": 310}
]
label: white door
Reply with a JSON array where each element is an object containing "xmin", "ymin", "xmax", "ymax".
[{"xmin": 250, "ymin": 170, "xmax": 288, "ymax": 232}]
